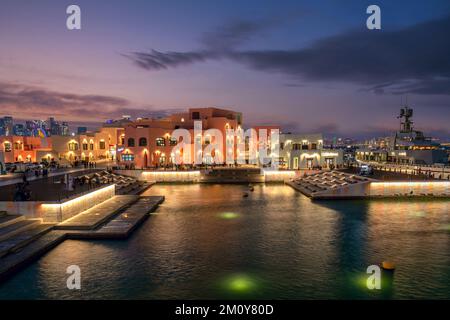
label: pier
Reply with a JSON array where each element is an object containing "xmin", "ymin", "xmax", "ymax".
[
  {"xmin": 0, "ymin": 193, "xmax": 164, "ymax": 283},
  {"xmin": 287, "ymin": 170, "xmax": 450, "ymax": 199}
]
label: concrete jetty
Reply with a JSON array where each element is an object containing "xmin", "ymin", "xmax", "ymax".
[
  {"xmin": 0, "ymin": 195, "xmax": 164, "ymax": 283},
  {"xmin": 287, "ymin": 170, "xmax": 450, "ymax": 199},
  {"xmin": 0, "ymin": 230, "xmax": 67, "ymax": 282},
  {"xmin": 66, "ymin": 196, "xmax": 164, "ymax": 239},
  {"xmin": 55, "ymin": 195, "xmax": 139, "ymax": 230}
]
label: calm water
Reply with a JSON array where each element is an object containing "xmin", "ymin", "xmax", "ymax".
[{"xmin": 0, "ymin": 184, "xmax": 449, "ymax": 299}]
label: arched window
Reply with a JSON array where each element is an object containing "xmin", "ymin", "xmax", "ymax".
[
  {"xmin": 156, "ymin": 137, "xmax": 165, "ymax": 146},
  {"xmin": 128, "ymin": 138, "xmax": 135, "ymax": 147},
  {"xmin": 68, "ymin": 141, "xmax": 78, "ymax": 151},
  {"xmin": 139, "ymin": 137, "xmax": 147, "ymax": 147}
]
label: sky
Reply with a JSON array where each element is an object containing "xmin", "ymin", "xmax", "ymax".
[{"xmin": 0, "ymin": 0, "xmax": 449, "ymax": 140}]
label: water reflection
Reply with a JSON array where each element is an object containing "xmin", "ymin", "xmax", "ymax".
[{"xmin": 0, "ymin": 184, "xmax": 449, "ymax": 299}]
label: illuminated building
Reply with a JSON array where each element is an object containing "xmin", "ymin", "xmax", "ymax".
[
  {"xmin": 118, "ymin": 107, "xmax": 242, "ymax": 168},
  {"xmin": 280, "ymin": 133, "xmax": 344, "ymax": 169}
]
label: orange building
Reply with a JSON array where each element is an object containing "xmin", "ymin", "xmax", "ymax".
[
  {"xmin": 0, "ymin": 126, "xmax": 125, "ymax": 165},
  {"xmin": 0, "ymin": 136, "xmax": 53, "ymax": 163},
  {"xmin": 118, "ymin": 107, "xmax": 243, "ymax": 168}
]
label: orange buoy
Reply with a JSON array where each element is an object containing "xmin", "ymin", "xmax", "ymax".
[{"xmin": 381, "ymin": 261, "xmax": 396, "ymax": 271}]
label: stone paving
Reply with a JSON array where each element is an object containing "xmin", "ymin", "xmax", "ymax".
[
  {"xmin": 67, "ymin": 196, "xmax": 164, "ymax": 239},
  {"xmin": 55, "ymin": 195, "xmax": 139, "ymax": 230}
]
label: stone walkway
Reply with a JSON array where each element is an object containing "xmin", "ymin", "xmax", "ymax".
[
  {"xmin": 55, "ymin": 195, "xmax": 139, "ymax": 230},
  {"xmin": 67, "ymin": 196, "xmax": 164, "ymax": 239}
]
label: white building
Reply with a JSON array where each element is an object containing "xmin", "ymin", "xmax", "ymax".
[{"xmin": 279, "ymin": 133, "xmax": 344, "ymax": 169}]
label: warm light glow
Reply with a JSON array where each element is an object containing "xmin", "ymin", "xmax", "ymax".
[
  {"xmin": 322, "ymin": 152, "xmax": 339, "ymax": 157},
  {"xmin": 41, "ymin": 184, "xmax": 116, "ymax": 210},
  {"xmin": 262, "ymin": 170, "xmax": 295, "ymax": 176},
  {"xmin": 142, "ymin": 171, "xmax": 200, "ymax": 175},
  {"xmin": 371, "ymin": 181, "xmax": 450, "ymax": 187}
]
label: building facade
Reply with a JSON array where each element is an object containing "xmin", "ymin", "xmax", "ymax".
[
  {"xmin": 118, "ymin": 107, "xmax": 243, "ymax": 168},
  {"xmin": 0, "ymin": 136, "xmax": 53, "ymax": 163},
  {"xmin": 279, "ymin": 133, "xmax": 344, "ymax": 169},
  {"xmin": 0, "ymin": 125, "xmax": 125, "ymax": 164}
]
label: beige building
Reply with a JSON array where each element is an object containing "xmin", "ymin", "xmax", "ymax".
[{"xmin": 51, "ymin": 126, "xmax": 125, "ymax": 163}]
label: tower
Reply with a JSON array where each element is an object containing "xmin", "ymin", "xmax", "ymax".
[{"xmin": 397, "ymin": 105, "xmax": 413, "ymax": 132}]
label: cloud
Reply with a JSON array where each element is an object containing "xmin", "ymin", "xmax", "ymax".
[
  {"xmin": 123, "ymin": 50, "xmax": 217, "ymax": 71},
  {"xmin": 0, "ymin": 82, "xmax": 182, "ymax": 121},
  {"xmin": 200, "ymin": 17, "xmax": 284, "ymax": 50},
  {"xmin": 123, "ymin": 16, "xmax": 289, "ymax": 71},
  {"xmin": 125, "ymin": 15, "xmax": 450, "ymax": 95}
]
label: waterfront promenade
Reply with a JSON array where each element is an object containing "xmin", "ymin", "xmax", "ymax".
[{"xmin": 360, "ymin": 162, "xmax": 450, "ymax": 180}]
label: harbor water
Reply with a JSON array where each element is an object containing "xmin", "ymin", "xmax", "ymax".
[{"xmin": 0, "ymin": 184, "xmax": 449, "ymax": 299}]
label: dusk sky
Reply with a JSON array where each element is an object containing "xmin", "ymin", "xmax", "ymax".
[{"xmin": 0, "ymin": 0, "xmax": 449, "ymax": 139}]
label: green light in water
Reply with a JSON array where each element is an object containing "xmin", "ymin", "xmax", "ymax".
[
  {"xmin": 223, "ymin": 274, "xmax": 258, "ymax": 293},
  {"xmin": 439, "ymin": 224, "xmax": 450, "ymax": 231},
  {"xmin": 351, "ymin": 271, "xmax": 394, "ymax": 295},
  {"xmin": 219, "ymin": 212, "xmax": 240, "ymax": 220},
  {"xmin": 410, "ymin": 211, "xmax": 426, "ymax": 217}
]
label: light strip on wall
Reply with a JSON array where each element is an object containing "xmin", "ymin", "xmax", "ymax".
[
  {"xmin": 41, "ymin": 184, "xmax": 115, "ymax": 209},
  {"xmin": 142, "ymin": 171, "xmax": 200, "ymax": 175}
]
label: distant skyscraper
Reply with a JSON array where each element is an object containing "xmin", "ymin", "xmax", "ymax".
[
  {"xmin": 13, "ymin": 124, "xmax": 25, "ymax": 136},
  {"xmin": 2, "ymin": 116, "xmax": 13, "ymax": 136},
  {"xmin": 0, "ymin": 118, "xmax": 5, "ymax": 136},
  {"xmin": 77, "ymin": 126, "xmax": 88, "ymax": 134},
  {"xmin": 25, "ymin": 121, "xmax": 37, "ymax": 136},
  {"xmin": 48, "ymin": 117, "xmax": 60, "ymax": 136},
  {"xmin": 60, "ymin": 122, "xmax": 69, "ymax": 136}
]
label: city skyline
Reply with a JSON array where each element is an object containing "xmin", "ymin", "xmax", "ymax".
[{"xmin": 0, "ymin": 0, "xmax": 449, "ymax": 140}]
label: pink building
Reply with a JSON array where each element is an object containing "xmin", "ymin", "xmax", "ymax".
[{"xmin": 118, "ymin": 107, "xmax": 243, "ymax": 168}]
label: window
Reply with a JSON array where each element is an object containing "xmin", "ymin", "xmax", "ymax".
[
  {"xmin": 120, "ymin": 137, "xmax": 125, "ymax": 145},
  {"xmin": 99, "ymin": 141, "xmax": 106, "ymax": 149},
  {"xmin": 90, "ymin": 143, "xmax": 94, "ymax": 150},
  {"xmin": 128, "ymin": 138, "xmax": 135, "ymax": 147},
  {"xmin": 292, "ymin": 143, "xmax": 301, "ymax": 150},
  {"xmin": 82, "ymin": 143, "xmax": 88, "ymax": 151},
  {"xmin": 301, "ymin": 144, "xmax": 309, "ymax": 150},
  {"xmin": 311, "ymin": 143, "xmax": 317, "ymax": 150},
  {"xmin": 14, "ymin": 142, "xmax": 22, "ymax": 150},
  {"xmin": 293, "ymin": 157, "xmax": 299, "ymax": 170},
  {"xmin": 156, "ymin": 137, "xmax": 165, "ymax": 146},
  {"xmin": 139, "ymin": 137, "xmax": 147, "ymax": 147},
  {"xmin": 169, "ymin": 137, "xmax": 177, "ymax": 146},
  {"xmin": 4, "ymin": 142, "xmax": 11, "ymax": 152},
  {"xmin": 122, "ymin": 154, "xmax": 134, "ymax": 162},
  {"xmin": 192, "ymin": 111, "xmax": 200, "ymax": 120},
  {"xmin": 68, "ymin": 142, "xmax": 78, "ymax": 151}
]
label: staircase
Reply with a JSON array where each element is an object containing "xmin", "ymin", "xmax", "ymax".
[{"xmin": 0, "ymin": 211, "xmax": 55, "ymax": 258}]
